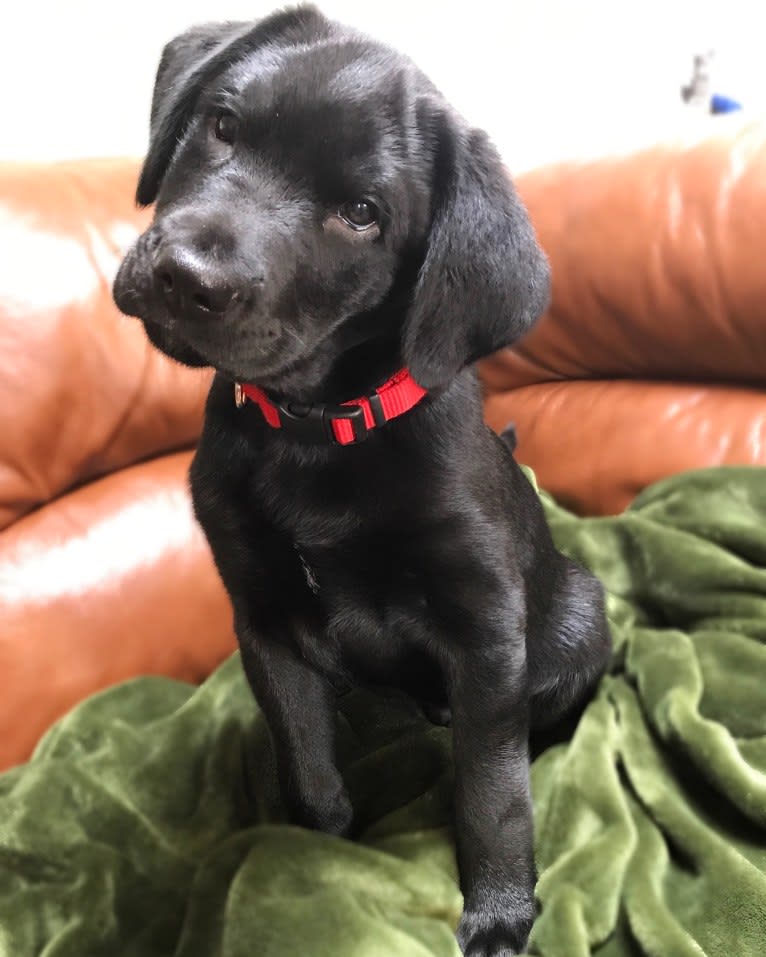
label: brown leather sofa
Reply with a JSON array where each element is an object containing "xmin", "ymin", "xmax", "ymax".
[
  {"xmin": 482, "ymin": 119, "xmax": 766, "ymax": 514},
  {"xmin": 2, "ymin": 120, "xmax": 764, "ymax": 769},
  {"xmin": 0, "ymin": 161, "xmax": 235, "ymax": 769}
]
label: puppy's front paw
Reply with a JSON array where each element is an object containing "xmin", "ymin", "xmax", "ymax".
[
  {"xmin": 456, "ymin": 900, "xmax": 535, "ymax": 957},
  {"xmin": 293, "ymin": 784, "xmax": 354, "ymax": 839},
  {"xmin": 316, "ymin": 788, "xmax": 354, "ymax": 838}
]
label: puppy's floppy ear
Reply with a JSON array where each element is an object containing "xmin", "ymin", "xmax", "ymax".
[
  {"xmin": 403, "ymin": 110, "xmax": 550, "ymax": 389},
  {"xmin": 136, "ymin": 21, "xmax": 250, "ymax": 206},
  {"xmin": 136, "ymin": 5, "xmax": 331, "ymax": 206}
]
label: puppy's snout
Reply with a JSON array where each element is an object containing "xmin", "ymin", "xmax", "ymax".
[{"xmin": 153, "ymin": 246, "xmax": 239, "ymax": 320}]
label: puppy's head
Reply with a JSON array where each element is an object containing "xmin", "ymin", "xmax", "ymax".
[{"xmin": 113, "ymin": 5, "xmax": 549, "ymax": 395}]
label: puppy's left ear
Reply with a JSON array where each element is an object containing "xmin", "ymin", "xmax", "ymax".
[{"xmin": 403, "ymin": 115, "xmax": 550, "ymax": 389}]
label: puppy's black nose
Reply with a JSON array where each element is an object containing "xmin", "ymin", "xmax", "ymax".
[{"xmin": 153, "ymin": 247, "xmax": 237, "ymax": 320}]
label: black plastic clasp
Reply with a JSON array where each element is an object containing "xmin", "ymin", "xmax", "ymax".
[
  {"xmin": 325, "ymin": 404, "xmax": 369, "ymax": 443},
  {"xmin": 275, "ymin": 400, "xmax": 369, "ymax": 444}
]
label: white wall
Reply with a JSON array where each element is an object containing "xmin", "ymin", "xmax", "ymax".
[{"xmin": 0, "ymin": 1, "xmax": 763, "ymax": 171}]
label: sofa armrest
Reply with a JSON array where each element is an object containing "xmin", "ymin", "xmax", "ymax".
[{"xmin": 0, "ymin": 450, "xmax": 235, "ymax": 770}]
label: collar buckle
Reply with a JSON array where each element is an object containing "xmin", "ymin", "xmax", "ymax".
[{"xmin": 275, "ymin": 399, "xmax": 369, "ymax": 444}]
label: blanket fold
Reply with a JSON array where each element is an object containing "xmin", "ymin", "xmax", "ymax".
[{"xmin": 1, "ymin": 467, "xmax": 764, "ymax": 956}]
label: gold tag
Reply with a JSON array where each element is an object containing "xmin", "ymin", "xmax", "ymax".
[{"xmin": 234, "ymin": 382, "xmax": 245, "ymax": 408}]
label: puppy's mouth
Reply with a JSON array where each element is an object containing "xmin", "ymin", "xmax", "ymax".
[
  {"xmin": 114, "ymin": 246, "xmax": 324, "ymax": 385},
  {"xmin": 135, "ymin": 304, "xmax": 313, "ymax": 384}
]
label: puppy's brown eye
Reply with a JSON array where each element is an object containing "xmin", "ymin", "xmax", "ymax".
[
  {"xmin": 339, "ymin": 200, "xmax": 379, "ymax": 230},
  {"xmin": 214, "ymin": 112, "xmax": 238, "ymax": 144}
]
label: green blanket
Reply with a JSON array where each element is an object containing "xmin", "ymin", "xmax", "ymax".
[{"xmin": 2, "ymin": 467, "xmax": 765, "ymax": 957}]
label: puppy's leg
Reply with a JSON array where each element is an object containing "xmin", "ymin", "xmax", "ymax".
[
  {"xmin": 528, "ymin": 557, "xmax": 612, "ymax": 732},
  {"xmin": 190, "ymin": 478, "xmax": 351, "ymax": 837},
  {"xmin": 238, "ymin": 621, "xmax": 353, "ymax": 838},
  {"xmin": 445, "ymin": 630, "xmax": 535, "ymax": 957}
]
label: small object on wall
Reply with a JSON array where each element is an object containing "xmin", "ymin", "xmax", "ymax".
[
  {"xmin": 710, "ymin": 93, "xmax": 742, "ymax": 114},
  {"xmin": 681, "ymin": 51, "xmax": 715, "ymax": 108},
  {"xmin": 681, "ymin": 50, "xmax": 742, "ymax": 115}
]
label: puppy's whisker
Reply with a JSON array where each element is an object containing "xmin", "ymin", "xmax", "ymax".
[{"xmin": 282, "ymin": 326, "xmax": 307, "ymax": 349}]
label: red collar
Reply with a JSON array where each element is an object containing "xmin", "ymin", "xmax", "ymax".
[{"xmin": 233, "ymin": 368, "xmax": 427, "ymax": 446}]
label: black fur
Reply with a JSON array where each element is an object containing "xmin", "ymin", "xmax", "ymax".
[{"xmin": 113, "ymin": 8, "xmax": 611, "ymax": 954}]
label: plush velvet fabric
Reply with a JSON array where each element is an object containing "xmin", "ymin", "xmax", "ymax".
[{"xmin": 2, "ymin": 467, "xmax": 764, "ymax": 956}]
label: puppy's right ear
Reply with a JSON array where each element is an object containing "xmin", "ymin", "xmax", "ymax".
[
  {"xmin": 136, "ymin": 22, "xmax": 250, "ymax": 206},
  {"xmin": 136, "ymin": 6, "xmax": 331, "ymax": 206}
]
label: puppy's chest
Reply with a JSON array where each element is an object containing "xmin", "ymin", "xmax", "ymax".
[
  {"xmin": 258, "ymin": 463, "xmax": 423, "ymax": 600},
  {"xmin": 284, "ymin": 525, "xmax": 432, "ymax": 687},
  {"xmin": 295, "ymin": 530, "xmax": 426, "ymax": 617},
  {"xmin": 251, "ymin": 458, "xmax": 447, "ymax": 642}
]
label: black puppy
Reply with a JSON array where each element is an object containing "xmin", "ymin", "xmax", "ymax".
[{"xmin": 113, "ymin": 7, "xmax": 611, "ymax": 954}]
